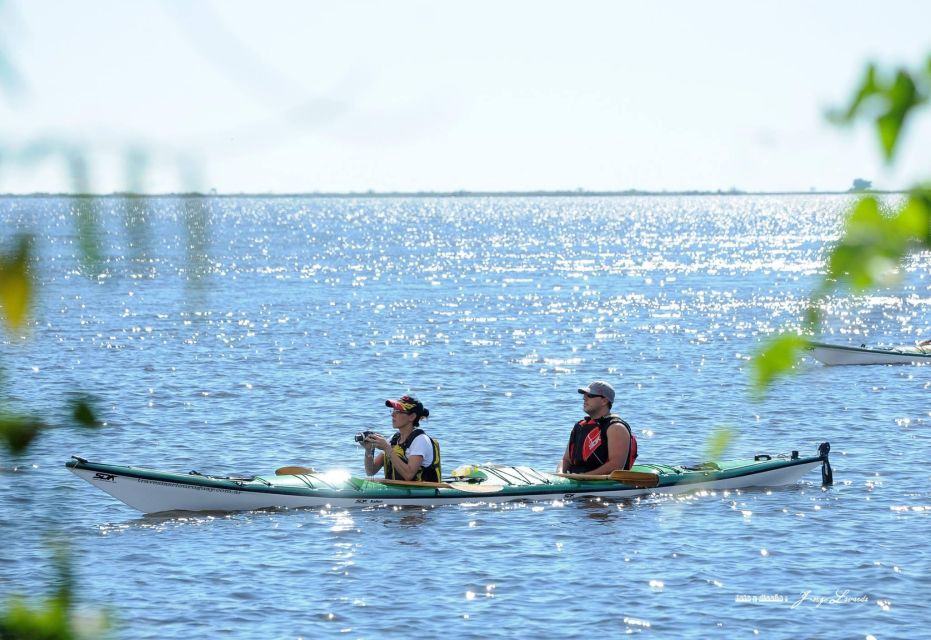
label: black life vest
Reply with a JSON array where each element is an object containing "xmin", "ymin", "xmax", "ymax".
[
  {"xmin": 385, "ymin": 428, "xmax": 442, "ymax": 482},
  {"xmin": 566, "ymin": 414, "xmax": 637, "ymax": 473}
]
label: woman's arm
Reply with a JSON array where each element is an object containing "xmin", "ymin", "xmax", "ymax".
[
  {"xmin": 364, "ymin": 449, "xmax": 384, "ymax": 476},
  {"xmin": 381, "ymin": 450, "xmax": 424, "ymax": 480},
  {"xmin": 379, "ymin": 433, "xmax": 431, "ymax": 480},
  {"xmin": 363, "ymin": 435, "xmax": 385, "ymax": 476}
]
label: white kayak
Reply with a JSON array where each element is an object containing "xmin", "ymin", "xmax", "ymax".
[
  {"xmin": 66, "ymin": 445, "xmax": 833, "ymax": 514},
  {"xmin": 808, "ymin": 341, "xmax": 931, "ymax": 366}
]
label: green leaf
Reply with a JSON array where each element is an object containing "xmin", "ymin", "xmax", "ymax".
[
  {"xmin": 70, "ymin": 396, "xmax": 101, "ymax": 428},
  {"xmin": 752, "ymin": 334, "xmax": 808, "ymax": 395},
  {"xmin": 835, "ymin": 62, "xmax": 928, "ymax": 162},
  {"xmin": 0, "ymin": 541, "xmax": 110, "ymax": 639},
  {"xmin": 802, "ymin": 304, "xmax": 822, "ymax": 330},
  {"xmin": 879, "ymin": 71, "xmax": 922, "ymax": 161},
  {"xmin": 841, "ymin": 63, "xmax": 879, "ymax": 122},
  {"xmin": 0, "ymin": 597, "xmax": 70, "ymax": 640},
  {"xmin": 705, "ymin": 426, "xmax": 734, "ymax": 460},
  {"xmin": 0, "ymin": 414, "xmax": 45, "ymax": 454},
  {"xmin": 0, "ymin": 235, "xmax": 34, "ymax": 331},
  {"xmin": 825, "ymin": 196, "xmax": 925, "ymax": 292},
  {"xmin": 902, "ymin": 190, "xmax": 931, "ymax": 245},
  {"xmin": 877, "ymin": 113, "xmax": 900, "ymax": 160},
  {"xmin": 893, "ymin": 195, "xmax": 930, "ymax": 239}
]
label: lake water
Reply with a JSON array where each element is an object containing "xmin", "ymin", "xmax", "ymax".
[{"xmin": 1, "ymin": 195, "xmax": 928, "ymax": 639}]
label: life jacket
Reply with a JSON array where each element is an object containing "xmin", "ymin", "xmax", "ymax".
[
  {"xmin": 566, "ymin": 414, "xmax": 637, "ymax": 473},
  {"xmin": 385, "ymin": 428, "xmax": 442, "ymax": 482}
]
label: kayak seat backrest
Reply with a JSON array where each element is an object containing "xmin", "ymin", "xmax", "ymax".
[{"xmin": 680, "ymin": 462, "xmax": 722, "ymax": 471}]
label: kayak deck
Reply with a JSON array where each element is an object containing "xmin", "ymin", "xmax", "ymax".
[{"xmin": 66, "ymin": 444, "xmax": 832, "ymax": 514}]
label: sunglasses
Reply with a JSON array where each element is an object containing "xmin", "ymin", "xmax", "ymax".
[{"xmin": 583, "ymin": 393, "xmax": 604, "ymax": 399}]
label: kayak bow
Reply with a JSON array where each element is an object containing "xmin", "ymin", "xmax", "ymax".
[{"xmin": 808, "ymin": 341, "xmax": 931, "ymax": 366}]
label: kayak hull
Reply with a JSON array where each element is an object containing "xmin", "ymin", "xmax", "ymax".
[
  {"xmin": 67, "ymin": 446, "xmax": 831, "ymax": 514},
  {"xmin": 808, "ymin": 341, "xmax": 931, "ymax": 365}
]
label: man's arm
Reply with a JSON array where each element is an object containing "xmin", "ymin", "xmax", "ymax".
[
  {"xmin": 579, "ymin": 424, "xmax": 629, "ymax": 475},
  {"xmin": 557, "ymin": 444, "xmax": 571, "ymax": 473}
]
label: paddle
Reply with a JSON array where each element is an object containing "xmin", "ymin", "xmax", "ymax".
[
  {"xmin": 372, "ymin": 478, "xmax": 502, "ymax": 492},
  {"xmin": 372, "ymin": 478, "xmax": 504, "ymax": 493},
  {"xmin": 275, "ymin": 465, "xmax": 316, "ymax": 475},
  {"xmin": 275, "ymin": 466, "xmax": 503, "ymax": 493},
  {"xmin": 556, "ymin": 470, "xmax": 659, "ymax": 488},
  {"xmin": 374, "ymin": 478, "xmax": 453, "ymax": 488},
  {"xmin": 275, "ymin": 468, "xmax": 500, "ymax": 493}
]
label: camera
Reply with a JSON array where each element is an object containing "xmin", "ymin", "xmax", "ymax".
[{"xmin": 354, "ymin": 430, "xmax": 374, "ymax": 444}]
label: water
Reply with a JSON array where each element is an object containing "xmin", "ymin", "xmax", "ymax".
[{"xmin": 1, "ymin": 195, "xmax": 928, "ymax": 638}]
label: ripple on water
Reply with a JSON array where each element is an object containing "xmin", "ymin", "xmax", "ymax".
[{"xmin": 3, "ymin": 195, "xmax": 929, "ymax": 638}]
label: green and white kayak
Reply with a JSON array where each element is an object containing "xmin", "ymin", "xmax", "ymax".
[{"xmin": 66, "ymin": 443, "xmax": 832, "ymax": 514}]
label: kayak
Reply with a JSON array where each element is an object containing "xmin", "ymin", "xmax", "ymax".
[
  {"xmin": 66, "ymin": 443, "xmax": 833, "ymax": 514},
  {"xmin": 808, "ymin": 341, "xmax": 931, "ymax": 366}
]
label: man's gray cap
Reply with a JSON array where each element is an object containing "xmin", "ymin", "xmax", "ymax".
[{"xmin": 578, "ymin": 380, "xmax": 615, "ymax": 403}]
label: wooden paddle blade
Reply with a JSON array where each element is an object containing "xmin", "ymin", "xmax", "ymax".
[
  {"xmin": 556, "ymin": 470, "xmax": 659, "ymax": 488},
  {"xmin": 275, "ymin": 465, "xmax": 316, "ymax": 476},
  {"xmin": 448, "ymin": 482, "xmax": 504, "ymax": 493},
  {"xmin": 608, "ymin": 470, "xmax": 660, "ymax": 487}
]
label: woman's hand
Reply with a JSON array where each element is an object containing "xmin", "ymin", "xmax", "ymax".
[{"xmin": 365, "ymin": 433, "xmax": 390, "ymax": 453}]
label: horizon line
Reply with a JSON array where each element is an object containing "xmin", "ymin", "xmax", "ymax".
[{"xmin": 0, "ymin": 188, "xmax": 900, "ymax": 198}]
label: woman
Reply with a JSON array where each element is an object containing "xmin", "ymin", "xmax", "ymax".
[{"xmin": 362, "ymin": 395, "xmax": 441, "ymax": 482}]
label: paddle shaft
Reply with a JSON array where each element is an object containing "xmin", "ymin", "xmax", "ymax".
[
  {"xmin": 275, "ymin": 469, "xmax": 499, "ymax": 492},
  {"xmin": 374, "ymin": 478, "xmax": 453, "ymax": 488}
]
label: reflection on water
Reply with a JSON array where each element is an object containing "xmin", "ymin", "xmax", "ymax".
[{"xmin": 2, "ymin": 195, "xmax": 929, "ymax": 638}]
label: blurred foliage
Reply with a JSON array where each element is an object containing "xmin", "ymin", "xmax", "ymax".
[
  {"xmin": 122, "ymin": 148, "xmax": 154, "ymax": 274},
  {"xmin": 0, "ymin": 411, "xmax": 45, "ymax": 453},
  {"xmin": 753, "ymin": 57, "xmax": 931, "ymax": 392},
  {"xmin": 184, "ymin": 195, "xmax": 212, "ymax": 290},
  {"xmin": 0, "ymin": 30, "xmax": 105, "ymax": 456},
  {"xmin": 703, "ymin": 425, "xmax": 734, "ymax": 460},
  {"xmin": 752, "ymin": 334, "xmax": 811, "ymax": 395},
  {"xmin": 0, "ymin": 398, "xmax": 100, "ymax": 455},
  {"xmin": 0, "ymin": 15, "xmax": 202, "ymax": 640},
  {"xmin": 0, "ymin": 541, "xmax": 110, "ymax": 640},
  {"xmin": 0, "ymin": 1, "xmax": 24, "ymax": 99},
  {"xmin": 0, "ymin": 234, "xmax": 32, "ymax": 330},
  {"xmin": 70, "ymin": 395, "xmax": 101, "ymax": 428},
  {"xmin": 67, "ymin": 153, "xmax": 105, "ymax": 275},
  {"xmin": 823, "ymin": 192, "xmax": 930, "ymax": 291},
  {"xmin": 830, "ymin": 57, "xmax": 931, "ymax": 162}
]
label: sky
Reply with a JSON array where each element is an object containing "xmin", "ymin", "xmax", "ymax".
[{"xmin": 1, "ymin": 0, "xmax": 930, "ymax": 194}]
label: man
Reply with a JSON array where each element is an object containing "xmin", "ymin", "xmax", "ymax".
[{"xmin": 558, "ymin": 380, "xmax": 637, "ymax": 474}]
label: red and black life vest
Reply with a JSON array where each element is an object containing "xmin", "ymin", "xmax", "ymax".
[
  {"xmin": 385, "ymin": 428, "xmax": 442, "ymax": 482},
  {"xmin": 566, "ymin": 414, "xmax": 637, "ymax": 473}
]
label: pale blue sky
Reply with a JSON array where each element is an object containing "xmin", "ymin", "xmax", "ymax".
[{"xmin": 1, "ymin": 0, "xmax": 930, "ymax": 194}]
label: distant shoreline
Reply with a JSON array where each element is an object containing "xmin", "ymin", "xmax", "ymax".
[{"xmin": 0, "ymin": 189, "xmax": 904, "ymax": 198}]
